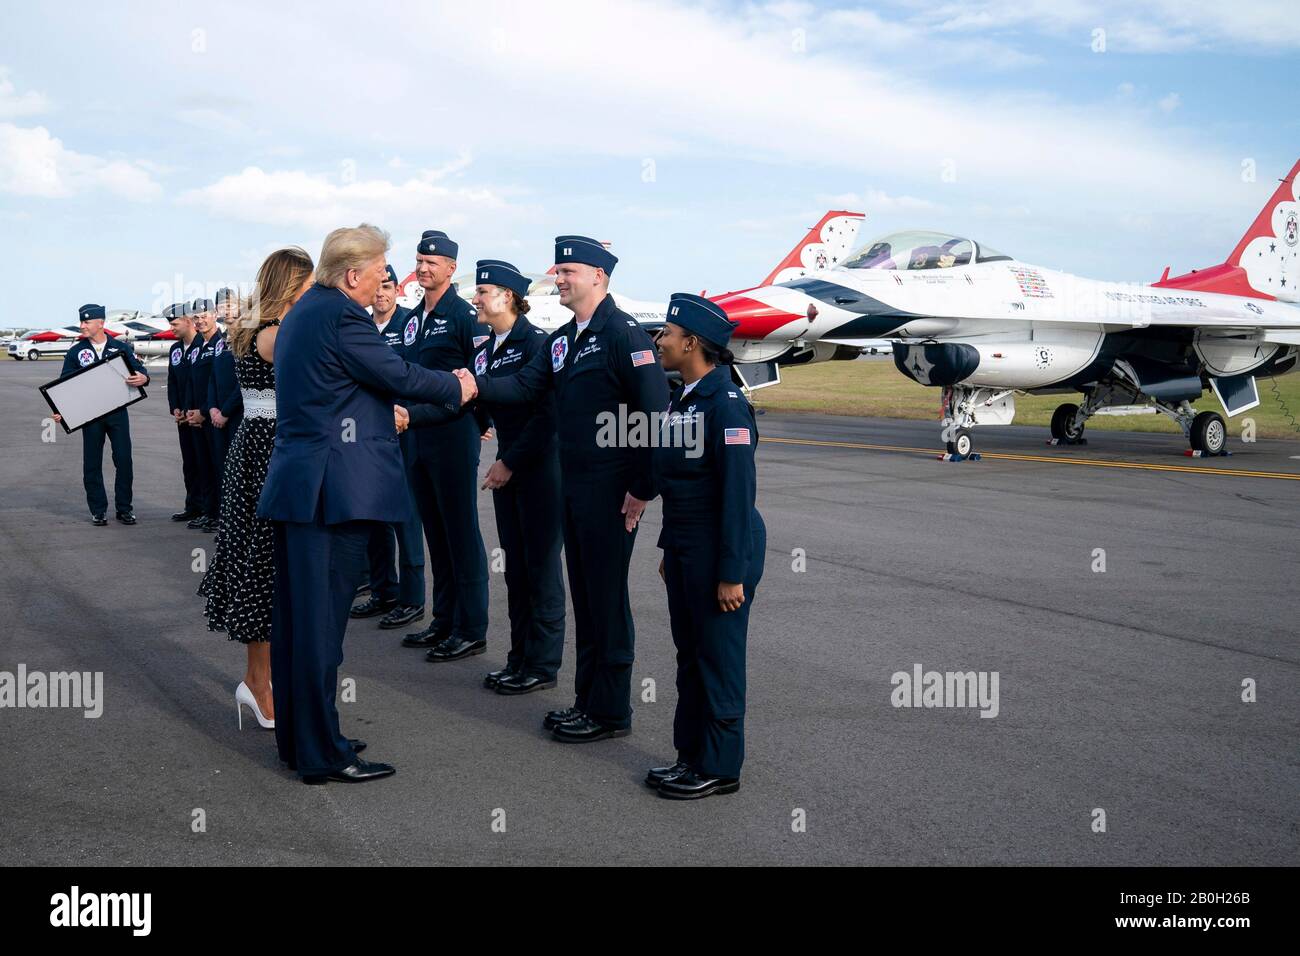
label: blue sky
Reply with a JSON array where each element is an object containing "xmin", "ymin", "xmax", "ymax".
[{"xmin": 1, "ymin": 0, "xmax": 1297, "ymax": 327}]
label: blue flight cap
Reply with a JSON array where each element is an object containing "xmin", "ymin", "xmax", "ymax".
[
  {"xmin": 384, "ymin": 264, "xmax": 400, "ymax": 285},
  {"xmin": 162, "ymin": 302, "xmax": 188, "ymax": 320},
  {"xmin": 665, "ymin": 292, "xmax": 738, "ymax": 348},
  {"xmin": 554, "ymin": 235, "xmax": 617, "ymax": 275},
  {"xmin": 214, "ymin": 287, "xmax": 236, "ymax": 306},
  {"xmin": 417, "ymin": 230, "xmax": 458, "ymax": 260},
  {"xmin": 474, "ymin": 259, "xmax": 530, "ymax": 298},
  {"xmin": 190, "ymin": 298, "xmax": 214, "ymax": 315},
  {"xmin": 78, "ymin": 303, "xmax": 106, "ymax": 322}
]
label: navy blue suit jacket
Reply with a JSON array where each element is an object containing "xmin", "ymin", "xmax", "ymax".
[{"xmin": 257, "ymin": 284, "xmax": 463, "ymax": 525}]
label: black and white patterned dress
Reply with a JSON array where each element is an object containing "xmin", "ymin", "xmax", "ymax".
[{"xmin": 198, "ymin": 323, "xmax": 279, "ymax": 643}]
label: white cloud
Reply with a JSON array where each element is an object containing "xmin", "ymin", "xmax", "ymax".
[
  {"xmin": 0, "ymin": 123, "xmax": 161, "ymax": 200},
  {"xmin": 0, "ymin": 67, "xmax": 47, "ymax": 118},
  {"xmin": 1158, "ymin": 92, "xmax": 1181, "ymax": 112},
  {"xmin": 917, "ymin": 0, "xmax": 1300, "ymax": 52},
  {"xmin": 177, "ymin": 165, "xmax": 534, "ymax": 236}
]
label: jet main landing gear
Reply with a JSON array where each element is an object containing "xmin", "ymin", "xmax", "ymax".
[{"xmin": 1049, "ymin": 402, "xmax": 1087, "ymax": 445}]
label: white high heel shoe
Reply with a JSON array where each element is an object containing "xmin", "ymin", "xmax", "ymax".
[{"xmin": 235, "ymin": 681, "xmax": 275, "ymax": 730}]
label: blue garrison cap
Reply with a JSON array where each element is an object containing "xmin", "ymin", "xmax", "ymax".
[
  {"xmin": 190, "ymin": 298, "xmax": 214, "ymax": 315},
  {"xmin": 554, "ymin": 235, "xmax": 616, "ymax": 275},
  {"xmin": 666, "ymin": 292, "xmax": 738, "ymax": 348},
  {"xmin": 474, "ymin": 259, "xmax": 530, "ymax": 298},
  {"xmin": 384, "ymin": 264, "xmax": 400, "ymax": 286},
  {"xmin": 78, "ymin": 303, "xmax": 106, "ymax": 322},
  {"xmin": 162, "ymin": 302, "xmax": 188, "ymax": 320},
  {"xmin": 214, "ymin": 287, "xmax": 236, "ymax": 306},
  {"xmin": 417, "ymin": 230, "xmax": 458, "ymax": 260}
]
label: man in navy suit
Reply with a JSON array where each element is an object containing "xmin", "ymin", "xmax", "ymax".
[{"xmin": 257, "ymin": 223, "xmax": 476, "ymax": 785}]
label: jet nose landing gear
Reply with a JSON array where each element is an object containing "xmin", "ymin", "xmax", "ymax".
[
  {"xmin": 1189, "ymin": 410, "xmax": 1227, "ymax": 456},
  {"xmin": 938, "ymin": 385, "xmax": 1013, "ymax": 460},
  {"xmin": 945, "ymin": 429, "xmax": 973, "ymax": 457}
]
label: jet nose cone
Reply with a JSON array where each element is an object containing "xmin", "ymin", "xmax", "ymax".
[{"xmin": 711, "ymin": 288, "xmax": 808, "ymax": 340}]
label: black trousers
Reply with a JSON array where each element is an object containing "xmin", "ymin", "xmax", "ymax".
[
  {"xmin": 271, "ymin": 512, "xmax": 371, "ymax": 777},
  {"xmin": 410, "ymin": 416, "xmax": 488, "ymax": 641},
  {"xmin": 191, "ymin": 422, "xmax": 216, "ymax": 517},
  {"xmin": 563, "ymin": 479, "xmax": 638, "ymax": 729},
  {"xmin": 662, "ymin": 514, "xmax": 766, "ymax": 779},
  {"xmin": 366, "ymin": 447, "xmax": 425, "ymax": 606},
  {"xmin": 492, "ymin": 453, "xmax": 565, "ymax": 680},
  {"xmin": 81, "ymin": 410, "xmax": 133, "ymax": 516},
  {"xmin": 177, "ymin": 424, "xmax": 202, "ymax": 512}
]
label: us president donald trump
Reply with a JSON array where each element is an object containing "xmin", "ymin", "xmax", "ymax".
[{"xmin": 258, "ymin": 223, "xmax": 476, "ymax": 784}]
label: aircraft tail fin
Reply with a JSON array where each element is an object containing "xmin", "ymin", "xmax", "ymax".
[
  {"xmin": 1156, "ymin": 159, "xmax": 1299, "ymax": 301},
  {"xmin": 759, "ymin": 210, "xmax": 864, "ymax": 286}
]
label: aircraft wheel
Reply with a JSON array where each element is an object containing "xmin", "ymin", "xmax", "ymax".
[
  {"xmin": 1050, "ymin": 403, "xmax": 1084, "ymax": 443},
  {"xmin": 1190, "ymin": 411, "xmax": 1226, "ymax": 455},
  {"xmin": 27, "ymin": 349, "xmax": 39, "ymax": 361},
  {"xmin": 946, "ymin": 429, "xmax": 973, "ymax": 457}
]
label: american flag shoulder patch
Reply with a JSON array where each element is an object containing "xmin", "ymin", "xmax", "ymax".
[
  {"xmin": 630, "ymin": 349, "xmax": 655, "ymax": 367},
  {"xmin": 724, "ymin": 427, "xmax": 751, "ymax": 445}
]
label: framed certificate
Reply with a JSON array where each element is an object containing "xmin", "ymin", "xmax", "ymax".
[{"xmin": 40, "ymin": 352, "xmax": 148, "ymax": 433}]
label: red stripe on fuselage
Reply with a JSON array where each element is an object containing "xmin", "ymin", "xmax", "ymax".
[{"xmin": 710, "ymin": 293, "xmax": 804, "ymax": 340}]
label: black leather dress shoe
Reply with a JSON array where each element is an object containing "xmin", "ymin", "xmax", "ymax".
[
  {"xmin": 282, "ymin": 739, "xmax": 365, "ymax": 770},
  {"xmin": 645, "ymin": 761, "xmax": 691, "ymax": 788},
  {"xmin": 186, "ymin": 515, "xmax": 207, "ymax": 530},
  {"xmin": 425, "ymin": 636, "xmax": 487, "ymax": 662},
  {"xmin": 657, "ymin": 769, "xmax": 740, "ymax": 800},
  {"xmin": 543, "ymin": 707, "xmax": 583, "ymax": 731},
  {"xmin": 350, "ymin": 594, "xmax": 397, "ymax": 619},
  {"xmin": 171, "ymin": 508, "xmax": 202, "ymax": 522},
  {"xmin": 401, "ymin": 620, "xmax": 449, "ymax": 648},
  {"xmin": 378, "ymin": 604, "xmax": 423, "ymax": 629},
  {"xmin": 551, "ymin": 715, "xmax": 630, "ymax": 743},
  {"xmin": 115, "ymin": 511, "xmax": 137, "ymax": 525},
  {"xmin": 302, "ymin": 757, "xmax": 395, "ymax": 785},
  {"xmin": 201, "ymin": 516, "xmax": 219, "ymax": 533},
  {"xmin": 91, "ymin": 513, "xmax": 108, "ymax": 527},
  {"xmin": 496, "ymin": 673, "xmax": 557, "ymax": 696},
  {"xmin": 484, "ymin": 664, "xmax": 520, "ymax": 689}
]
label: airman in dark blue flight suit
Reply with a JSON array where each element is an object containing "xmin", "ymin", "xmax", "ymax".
[
  {"xmin": 467, "ymin": 260, "xmax": 564, "ymax": 696},
  {"xmin": 183, "ymin": 299, "xmax": 220, "ymax": 532},
  {"xmin": 205, "ymin": 327, "xmax": 243, "ymax": 485},
  {"xmin": 646, "ymin": 294, "xmax": 765, "ymax": 800},
  {"xmin": 57, "ymin": 304, "xmax": 151, "ymax": 525},
  {"xmin": 474, "ymin": 237, "xmax": 670, "ymax": 743},
  {"xmin": 400, "ymin": 231, "xmax": 492, "ymax": 662},
  {"xmin": 163, "ymin": 303, "xmax": 203, "ymax": 522},
  {"xmin": 351, "ymin": 264, "xmax": 426, "ymax": 630}
]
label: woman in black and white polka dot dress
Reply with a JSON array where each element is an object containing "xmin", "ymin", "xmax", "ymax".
[{"xmin": 198, "ymin": 248, "xmax": 314, "ymax": 730}]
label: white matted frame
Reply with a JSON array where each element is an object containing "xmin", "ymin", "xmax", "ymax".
[{"xmin": 40, "ymin": 352, "xmax": 148, "ymax": 433}]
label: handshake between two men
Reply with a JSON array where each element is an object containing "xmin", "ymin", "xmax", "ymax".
[{"xmin": 393, "ymin": 367, "xmax": 478, "ymax": 435}]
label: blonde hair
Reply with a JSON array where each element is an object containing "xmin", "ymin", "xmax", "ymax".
[
  {"xmin": 316, "ymin": 223, "xmax": 390, "ymax": 287},
  {"xmin": 230, "ymin": 247, "xmax": 314, "ymax": 358}
]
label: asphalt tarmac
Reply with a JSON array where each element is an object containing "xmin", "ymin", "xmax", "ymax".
[{"xmin": 1, "ymin": 357, "xmax": 1297, "ymax": 866}]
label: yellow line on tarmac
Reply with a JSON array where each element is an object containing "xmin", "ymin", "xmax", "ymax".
[{"xmin": 760, "ymin": 436, "xmax": 1300, "ymax": 481}]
